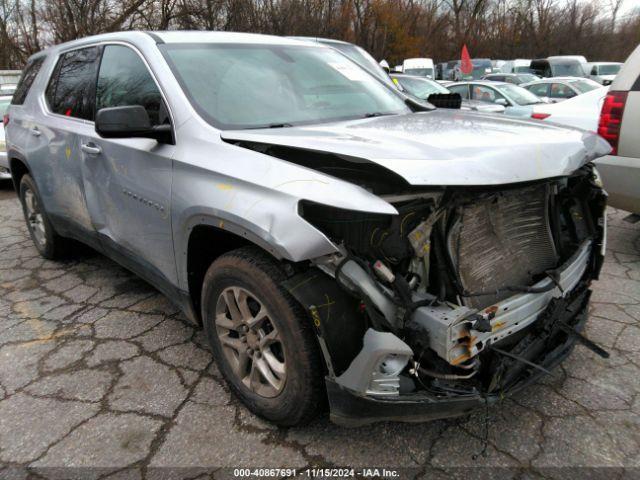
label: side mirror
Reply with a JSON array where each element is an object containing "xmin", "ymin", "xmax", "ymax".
[
  {"xmin": 495, "ymin": 98, "xmax": 509, "ymax": 106},
  {"xmin": 95, "ymin": 106, "xmax": 174, "ymax": 144}
]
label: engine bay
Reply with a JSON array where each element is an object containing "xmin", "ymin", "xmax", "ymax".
[{"xmin": 292, "ymin": 164, "xmax": 606, "ymax": 400}]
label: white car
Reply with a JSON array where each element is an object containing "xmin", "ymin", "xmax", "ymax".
[
  {"xmin": 586, "ymin": 62, "xmax": 622, "ymax": 86},
  {"xmin": 402, "ymin": 58, "xmax": 435, "ymax": 79},
  {"xmin": 594, "ymin": 44, "xmax": 640, "ymax": 214},
  {"xmin": 530, "ymin": 86, "xmax": 609, "ymax": 130},
  {"xmin": 522, "ymin": 77, "xmax": 602, "ymax": 103},
  {"xmin": 0, "ymin": 94, "xmax": 11, "ymax": 179}
]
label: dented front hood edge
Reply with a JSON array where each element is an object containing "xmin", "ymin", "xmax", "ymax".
[{"xmin": 221, "ymin": 110, "xmax": 612, "ymax": 186}]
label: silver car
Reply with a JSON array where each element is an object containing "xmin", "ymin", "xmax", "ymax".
[
  {"xmin": 447, "ymin": 80, "xmax": 546, "ymax": 118},
  {"xmin": 0, "ymin": 94, "xmax": 11, "ymax": 179},
  {"xmin": 6, "ymin": 31, "xmax": 610, "ymax": 426}
]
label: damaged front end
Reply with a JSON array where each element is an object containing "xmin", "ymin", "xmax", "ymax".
[{"xmin": 284, "ymin": 164, "xmax": 607, "ymax": 426}]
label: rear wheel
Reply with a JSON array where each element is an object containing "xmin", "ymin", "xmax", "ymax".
[
  {"xmin": 201, "ymin": 246, "xmax": 325, "ymax": 426},
  {"xmin": 19, "ymin": 174, "xmax": 69, "ymax": 259}
]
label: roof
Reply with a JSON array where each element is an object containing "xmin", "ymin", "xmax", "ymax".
[
  {"xmin": 287, "ymin": 36, "xmax": 350, "ymax": 46},
  {"xmin": 524, "ymin": 76, "xmax": 587, "ymax": 83},
  {"xmin": 34, "ymin": 31, "xmax": 320, "ymax": 57}
]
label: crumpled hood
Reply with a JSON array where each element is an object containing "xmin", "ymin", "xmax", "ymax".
[{"xmin": 221, "ymin": 110, "xmax": 611, "ymax": 186}]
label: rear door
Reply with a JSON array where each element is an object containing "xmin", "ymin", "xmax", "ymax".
[
  {"xmin": 79, "ymin": 44, "xmax": 177, "ymax": 288},
  {"xmin": 27, "ymin": 46, "xmax": 101, "ymax": 242}
]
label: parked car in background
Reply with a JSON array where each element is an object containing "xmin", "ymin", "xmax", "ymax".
[
  {"xmin": 0, "ymin": 94, "xmax": 12, "ymax": 179},
  {"xmin": 586, "ymin": 62, "xmax": 622, "ymax": 85},
  {"xmin": 595, "ymin": 44, "xmax": 640, "ymax": 213},
  {"xmin": 0, "ymin": 70, "xmax": 21, "ymax": 87},
  {"xmin": 530, "ymin": 85, "xmax": 609, "ymax": 130},
  {"xmin": 447, "ymin": 80, "xmax": 546, "ymax": 117},
  {"xmin": 491, "ymin": 59, "xmax": 506, "ymax": 72},
  {"xmin": 402, "ymin": 58, "xmax": 435, "ymax": 78},
  {"xmin": 482, "ymin": 72, "xmax": 540, "ymax": 85},
  {"xmin": 530, "ymin": 58, "xmax": 587, "ymax": 78},
  {"xmin": 522, "ymin": 77, "xmax": 602, "ymax": 102},
  {"xmin": 391, "ymin": 74, "xmax": 505, "ymax": 113},
  {"xmin": 500, "ymin": 59, "xmax": 532, "ymax": 74},
  {"xmin": 5, "ymin": 31, "xmax": 609, "ymax": 427}
]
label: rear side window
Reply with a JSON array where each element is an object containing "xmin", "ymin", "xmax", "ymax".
[
  {"xmin": 527, "ymin": 83, "xmax": 549, "ymax": 97},
  {"xmin": 96, "ymin": 45, "xmax": 166, "ymax": 126},
  {"xmin": 46, "ymin": 46, "xmax": 100, "ymax": 120},
  {"xmin": 12, "ymin": 57, "xmax": 44, "ymax": 105},
  {"xmin": 448, "ymin": 84, "xmax": 469, "ymax": 99}
]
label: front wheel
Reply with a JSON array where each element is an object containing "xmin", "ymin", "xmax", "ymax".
[{"xmin": 201, "ymin": 247, "xmax": 325, "ymax": 426}]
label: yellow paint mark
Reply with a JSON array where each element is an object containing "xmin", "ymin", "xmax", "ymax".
[
  {"xmin": 20, "ymin": 324, "xmax": 92, "ymax": 347},
  {"xmin": 310, "ymin": 306, "xmax": 322, "ymax": 328},
  {"xmin": 216, "ymin": 183, "xmax": 234, "ymax": 190},
  {"xmin": 492, "ymin": 321, "xmax": 505, "ymax": 332},
  {"xmin": 65, "ymin": 146, "xmax": 71, "ymax": 160}
]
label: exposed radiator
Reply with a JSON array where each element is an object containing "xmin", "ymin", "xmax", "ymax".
[{"xmin": 447, "ymin": 184, "xmax": 558, "ymax": 309}]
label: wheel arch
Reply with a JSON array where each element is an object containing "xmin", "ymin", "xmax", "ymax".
[
  {"xmin": 182, "ymin": 215, "xmax": 293, "ymax": 325},
  {"xmin": 9, "ymin": 155, "xmax": 30, "ymax": 193}
]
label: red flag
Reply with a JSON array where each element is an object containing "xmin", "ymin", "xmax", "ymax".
[{"xmin": 460, "ymin": 44, "xmax": 473, "ymax": 75}]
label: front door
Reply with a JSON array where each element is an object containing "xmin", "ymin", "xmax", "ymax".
[{"xmin": 79, "ymin": 44, "xmax": 177, "ymax": 288}]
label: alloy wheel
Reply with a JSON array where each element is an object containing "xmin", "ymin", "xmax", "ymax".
[
  {"xmin": 214, "ymin": 286, "xmax": 286, "ymax": 398},
  {"xmin": 24, "ymin": 188, "xmax": 47, "ymax": 248}
]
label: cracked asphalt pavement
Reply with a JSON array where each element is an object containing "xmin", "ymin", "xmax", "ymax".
[{"xmin": 1, "ymin": 179, "xmax": 639, "ymax": 479}]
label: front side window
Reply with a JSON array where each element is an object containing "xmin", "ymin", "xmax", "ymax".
[
  {"xmin": 96, "ymin": 45, "xmax": 166, "ymax": 126},
  {"xmin": 471, "ymin": 85, "xmax": 504, "ymax": 104},
  {"xmin": 161, "ymin": 43, "xmax": 409, "ymax": 130},
  {"xmin": 46, "ymin": 47, "xmax": 100, "ymax": 120},
  {"xmin": 550, "ymin": 83, "xmax": 575, "ymax": 99},
  {"xmin": 12, "ymin": 57, "xmax": 44, "ymax": 105}
]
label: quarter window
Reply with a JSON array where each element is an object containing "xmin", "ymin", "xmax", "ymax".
[
  {"xmin": 46, "ymin": 47, "xmax": 100, "ymax": 120},
  {"xmin": 96, "ymin": 45, "xmax": 166, "ymax": 126},
  {"xmin": 12, "ymin": 57, "xmax": 44, "ymax": 105}
]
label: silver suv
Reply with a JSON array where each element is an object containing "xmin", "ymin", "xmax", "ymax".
[{"xmin": 6, "ymin": 31, "xmax": 610, "ymax": 426}]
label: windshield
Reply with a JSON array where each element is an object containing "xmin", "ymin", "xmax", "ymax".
[
  {"xmin": 394, "ymin": 76, "xmax": 448, "ymax": 99},
  {"xmin": 598, "ymin": 64, "xmax": 621, "ymax": 75},
  {"xmin": 404, "ymin": 68, "xmax": 434, "ymax": 78},
  {"xmin": 514, "ymin": 66, "xmax": 534, "ymax": 73},
  {"xmin": 569, "ymin": 79, "xmax": 601, "ymax": 93},
  {"xmin": 162, "ymin": 44, "xmax": 409, "ymax": 130},
  {"xmin": 550, "ymin": 62, "xmax": 585, "ymax": 77},
  {"xmin": 496, "ymin": 83, "xmax": 543, "ymax": 105},
  {"xmin": 329, "ymin": 43, "xmax": 390, "ymax": 83},
  {"xmin": 0, "ymin": 98, "xmax": 10, "ymax": 115}
]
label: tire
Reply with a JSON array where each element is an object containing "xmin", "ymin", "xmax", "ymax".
[
  {"xmin": 201, "ymin": 246, "xmax": 325, "ymax": 426},
  {"xmin": 19, "ymin": 174, "xmax": 69, "ymax": 259}
]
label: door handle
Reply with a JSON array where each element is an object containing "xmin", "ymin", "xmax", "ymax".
[
  {"xmin": 30, "ymin": 127, "xmax": 40, "ymax": 137},
  {"xmin": 81, "ymin": 143, "xmax": 101, "ymax": 155}
]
